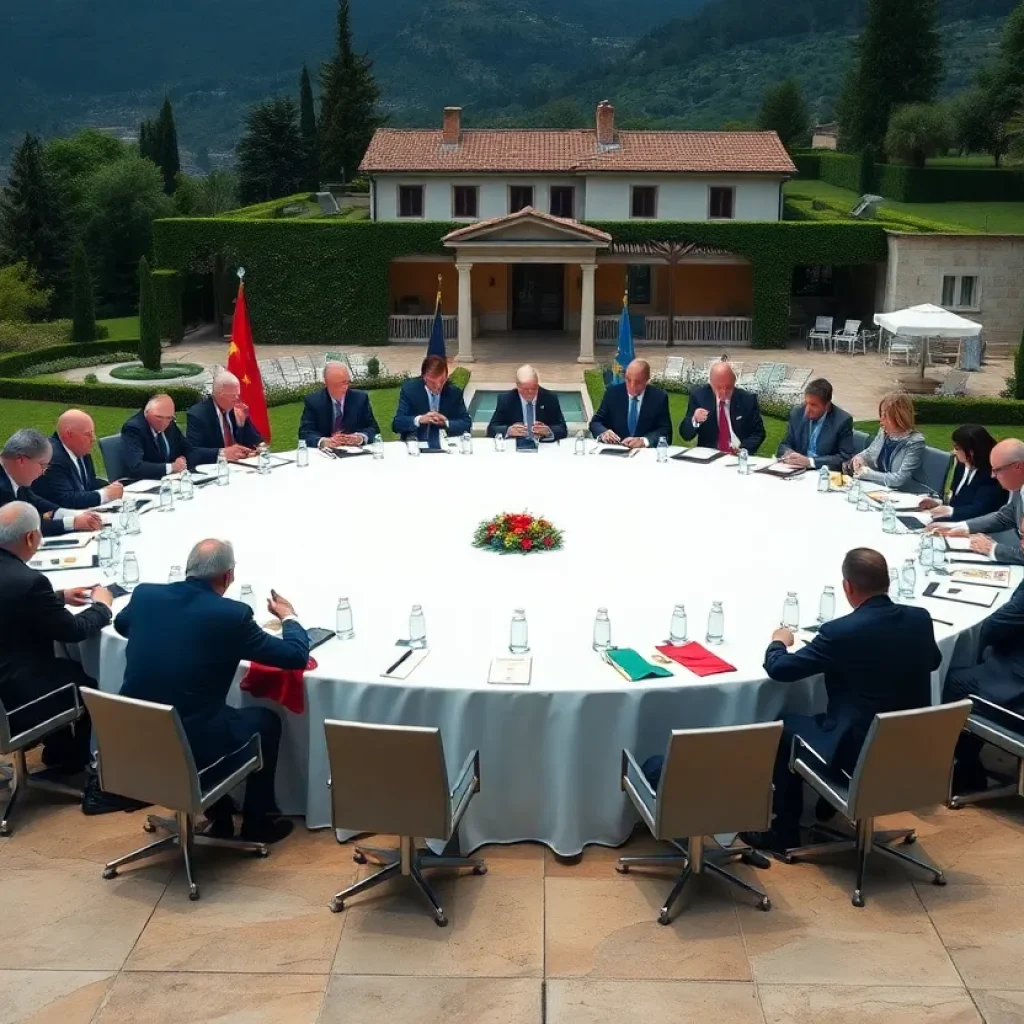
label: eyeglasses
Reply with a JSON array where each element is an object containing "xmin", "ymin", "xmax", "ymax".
[{"xmin": 992, "ymin": 460, "xmax": 1021, "ymax": 476}]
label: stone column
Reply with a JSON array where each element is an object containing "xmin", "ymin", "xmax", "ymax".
[
  {"xmin": 578, "ymin": 263, "xmax": 596, "ymax": 363},
  {"xmin": 456, "ymin": 262, "xmax": 474, "ymax": 363}
]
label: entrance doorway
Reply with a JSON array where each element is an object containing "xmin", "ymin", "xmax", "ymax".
[{"xmin": 511, "ymin": 264, "xmax": 564, "ymax": 330}]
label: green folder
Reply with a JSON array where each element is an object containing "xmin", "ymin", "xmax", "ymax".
[{"xmin": 606, "ymin": 648, "xmax": 673, "ymax": 682}]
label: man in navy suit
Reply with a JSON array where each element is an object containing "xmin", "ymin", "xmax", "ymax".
[
  {"xmin": 740, "ymin": 548, "xmax": 940, "ymax": 854},
  {"xmin": 680, "ymin": 360, "xmax": 766, "ymax": 454},
  {"xmin": 298, "ymin": 362, "xmax": 380, "ymax": 449},
  {"xmin": 186, "ymin": 371, "xmax": 262, "ymax": 459},
  {"xmin": 777, "ymin": 378, "xmax": 855, "ymax": 471},
  {"xmin": 0, "ymin": 429, "xmax": 102, "ymax": 537},
  {"xmin": 589, "ymin": 359, "xmax": 671, "ymax": 448},
  {"xmin": 487, "ymin": 365, "xmax": 567, "ymax": 444},
  {"xmin": 34, "ymin": 409, "xmax": 124, "ymax": 509},
  {"xmin": 115, "ymin": 538, "xmax": 309, "ymax": 844},
  {"xmin": 120, "ymin": 394, "xmax": 219, "ymax": 480},
  {"xmin": 392, "ymin": 354, "xmax": 471, "ymax": 449}
]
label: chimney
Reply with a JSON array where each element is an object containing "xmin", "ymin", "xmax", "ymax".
[
  {"xmin": 596, "ymin": 100, "xmax": 616, "ymax": 147},
  {"xmin": 442, "ymin": 106, "xmax": 462, "ymax": 147}
]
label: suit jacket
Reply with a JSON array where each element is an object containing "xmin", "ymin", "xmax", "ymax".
[
  {"xmin": 964, "ymin": 488, "xmax": 1024, "ymax": 565},
  {"xmin": 33, "ymin": 433, "xmax": 109, "ymax": 509},
  {"xmin": 120, "ymin": 410, "xmax": 218, "ymax": 480},
  {"xmin": 765, "ymin": 595, "xmax": 940, "ymax": 762},
  {"xmin": 0, "ymin": 470, "xmax": 68, "ymax": 537},
  {"xmin": 298, "ymin": 388, "xmax": 381, "ymax": 447},
  {"xmin": 776, "ymin": 404, "xmax": 855, "ymax": 471},
  {"xmin": 187, "ymin": 396, "xmax": 263, "ymax": 450},
  {"xmin": 0, "ymin": 547, "xmax": 111, "ymax": 708},
  {"xmin": 679, "ymin": 385, "xmax": 766, "ymax": 454},
  {"xmin": 391, "ymin": 378, "xmax": 471, "ymax": 441},
  {"xmin": 932, "ymin": 463, "xmax": 1007, "ymax": 524},
  {"xmin": 966, "ymin": 578, "xmax": 1024, "ymax": 709},
  {"xmin": 589, "ymin": 383, "xmax": 672, "ymax": 447},
  {"xmin": 115, "ymin": 579, "xmax": 310, "ymax": 766},
  {"xmin": 859, "ymin": 429, "xmax": 928, "ymax": 492},
  {"xmin": 487, "ymin": 387, "xmax": 567, "ymax": 441}
]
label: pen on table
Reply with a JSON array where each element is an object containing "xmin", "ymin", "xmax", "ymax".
[
  {"xmin": 930, "ymin": 616, "xmax": 955, "ymax": 627},
  {"xmin": 385, "ymin": 649, "xmax": 413, "ymax": 675}
]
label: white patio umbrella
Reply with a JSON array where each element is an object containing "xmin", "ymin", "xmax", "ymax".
[{"xmin": 873, "ymin": 303, "xmax": 982, "ymax": 378}]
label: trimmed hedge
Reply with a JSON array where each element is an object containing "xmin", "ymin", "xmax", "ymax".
[
  {"xmin": 817, "ymin": 153, "xmax": 860, "ymax": 192},
  {"xmin": 912, "ymin": 395, "xmax": 1024, "ymax": 425},
  {"xmin": 151, "ymin": 269, "xmax": 183, "ymax": 343},
  {"xmin": 0, "ymin": 320, "xmax": 110, "ymax": 352},
  {"xmin": 784, "ymin": 194, "xmax": 968, "ymax": 233},
  {"xmin": 0, "ymin": 339, "xmax": 140, "ymax": 378},
  {"xmin": 0, "ymin": 378, "xmax": 204, "ymax": 409},
  {"xmin": 226, "ymin": 193, "xmax": 318, "ymax": 220}
]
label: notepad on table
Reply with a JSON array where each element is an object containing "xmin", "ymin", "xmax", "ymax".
[
  {"xmin": 380, "ymin": 648, "xmax": 429, "ymax": 679},
  {"xmin": 864, "ymin": 490, "xmax": 924, "ymax": 510},
  {"xmin": 29, "ymin": 552, "xmax": 98, "ymax": 572},
  {"xmin": 756, "ymin": 462, "xmax": 805, "ymax": 479},
  {"xmin": 598, "ymin": 445, "xmax": 633, "ymax": 458},
  {"xmin": 40, "ymin": 533, "xmax": 94, "ymax": 550},
  {"xmin": 922, "ymin": 581, "xmax": 998, "ymax": 608},
  {"xmin": 671, "ymin": 447, "xmax": 724, "ymax": 464},
  {"xmin": 123, "ymin": 479, "xmax": 162, "ymax": 495},
  {"xmin": 488, "ymin": 656, "xmax": 532, "ymax": 685},
  {"xmin": 237, "ymin": 453, "xmax": 295, "ymax": 469},
  {"xmin": 950, "ymin": 567, "xmax": 1011, "ymax": 589}
]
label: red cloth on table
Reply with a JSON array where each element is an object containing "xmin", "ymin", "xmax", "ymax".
[
  {"xmin": 240, "ymin": 656, "xmax": 317, "ymax": 714},
  {"xmin": 655, "ymin": 643, "xmax": 736, "ymax": 677}
]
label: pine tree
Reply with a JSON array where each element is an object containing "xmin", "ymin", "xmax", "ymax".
[
  {"xmin": 299, "ymin": 64, "xmax": 320, "ymax": 190},
  {"xmin": 138, "ymin": 118, "xmax": 158, "ymax": 163},
  {"xmin": 70, "ymin": 241, "xmax": 97, "ymax": 343},
  {"xmin": 756, "ymin": 79, "xmax": 809, "ymax": 150},
  {"xmin": 319, "ymin": 0, "xmax": 383, "ymax": 182},
  {"xmin": 236, "ymin": 98, "xmax": 306, "ymax": 205},
  {"xmin": 838, "ymin": 0, "xmax": 942, "ymax": 156},
  {"xmin": 0, "ymin": 133, "xmax": 73, "ymax": 316},
  {"xmin": 155, "ymin": 98, "xmax": 181, "ymax": 194},
  {"xmin": 137, "ymin": 256, "xmax": 161, "ymax": 371},
  {"xmin": 980, "ymin": 3, "xmax": 1024, "ymax": 165}
]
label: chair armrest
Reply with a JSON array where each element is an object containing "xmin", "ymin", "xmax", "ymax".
[
  {"xmin": 198, "ymin": 734, "xmax": 263, "ymax": 811},
  {"xmin": 449, "ymin": 749, "xmax": 480, "ymax": 801},
  {"xmin": 620, "ymin": 748, "xmax": 657, "ymax": 832},
  {"xmin": 791, "ymin": 738, "xmax": 851, "ymax": 816},
  {"xmin": 4, "ymin": 683, "xmax": 83, "ymax": 750},
  {"xmin": 789, "ymin": 733, "xmax": 828, "ymax": 771},
  {"xmin": 970, "ymin": 697, "xmax": 1024, "ymax": 732},
  {"xmin": 198, "ymin": 734, "xmax": 263, "ymax": 782},
  {"xmin": 448, "ymin": 749, "xmax": 480, "ymax": 835},
  {"xmin": 7, "ymin": 682, "xmax": 81, "ymax": 720}
]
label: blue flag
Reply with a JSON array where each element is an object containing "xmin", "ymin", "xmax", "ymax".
[
  {"xmin": 612, "ymin": 291, "xmax": 634, "ymax": 384},
  {"xmin": 427, "ymin": 277, "xmax": 446, "ymax": 359}
]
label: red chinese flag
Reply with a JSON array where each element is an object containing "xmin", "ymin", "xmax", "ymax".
[{"xmin": 227, "ymin": 282, "xmax": 271, "ymax": 442}]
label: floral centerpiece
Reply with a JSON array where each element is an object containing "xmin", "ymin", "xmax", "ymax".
[{"xmin": 472, "ymin": 512, "xmax": 563, "ymax": 554}]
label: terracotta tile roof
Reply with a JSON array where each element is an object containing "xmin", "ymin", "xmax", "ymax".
[
  {"xmin": 442, "ymin": 207, "xmax": 612, "ymax": 243},
  {"xmin": 360, "ymin": 129, "xmax": 795, "ymax": 175}
]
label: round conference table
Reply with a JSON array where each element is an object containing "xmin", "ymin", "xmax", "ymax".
[{"xmin": 57, "ymin": 440, "xmax": 1010, "ymax": 856}]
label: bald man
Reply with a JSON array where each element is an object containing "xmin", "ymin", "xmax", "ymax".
[
  {"xmin": 680, "ymin": 359, "xmax": 766, "ymax": 454},
  {"xmin": 298, "ymin": 362, "xmax": 380, "ymax": 449},
  {"xmin": 589, "ymin": 359, "xmax": 671, "ymax": 449},
  {"xmin": 120, "ymin": 394, "xmax": 220, "ymax": 480},
  {"xmin": 186, "ymin": 370, "xmax": 262, "ymax": 456},
  {"xmin": 35, "ymin": 409, "xmax": 124, "ymax": 509},
  {"xmin": 487, "ymin": 365, "xmax": 567, "ymax": 443}
]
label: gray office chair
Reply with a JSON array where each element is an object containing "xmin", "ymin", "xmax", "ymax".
[
  {"xmin": 97, "ymin": 434, "xmax": 129, "ymax": 481},
  {"xmin": 82, "ymin": 689, "xmax": 270, "ymax": 900},
  {"xmin": 920, "ymin": 445, "xmax": 954, "ymax": 497},
  {"xmin": 324, "ymin": 720, "xmax": 485, "ymax": 926},
  {"xmin": 851, "ymin": 429, "xmax": 871, "ymax": 455},
  {"xmin": 0, "ymin": 685, "xmax": 86, "ymax": 835},
  {"xmin": 949, "ymin": 697, "xmax": 1024, "ymax": 809},
  {"xmin": 617, "ymin": 721, "xmax": 783, "ymax": 923},
  {"xmin": 783, "ymin": 700, "xmax": 971, "ymax": 907}
]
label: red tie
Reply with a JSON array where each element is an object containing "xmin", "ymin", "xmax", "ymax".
[{"xmin": 717, "ymin": 401, "xmax": 731, "ymax": 452}]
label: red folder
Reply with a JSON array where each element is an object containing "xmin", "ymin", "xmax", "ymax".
[
  {"xmin": 655, "ymin": 643, "xmax": 737, "ymax": 677},
  {"xmin": 240, "ymin": 656, "xmax": 317, "ymax": 714}
]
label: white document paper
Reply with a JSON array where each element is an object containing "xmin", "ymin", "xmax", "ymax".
[
  {"xmin": 950, "ymin": 567, "xmax": 1011, "ymax": 589},
  {"xmin": 123, "ymin": 479, "xmax": 162, "ymax": 495},
  {"xmin": 865, "ymin": 490, "xmax": 925, "ymax": 509},
  {"xmin": 924, "ymin": 581, "xmax": 999, "ymax": 608},
  {"xmin": 488, "ymin": 656, "xmax": 532, "ymax": 685},
  {"xmin": 677, "ymin": 446, "xmax": 721, "ymax": 462},
  {"xmin": 381, "ymin": 648, "xmax": 429, "ymax": 680},
  {"xmin": 945, "ymin": 535, "xmax": 974, "ymax": 552}
]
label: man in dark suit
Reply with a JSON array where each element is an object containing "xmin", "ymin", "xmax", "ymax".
[
  {"xmin": 0, "ymin": 501, "xmax": 113, "ymax": 773},
  {"xmin": 589, "ymin": 359, "xmax": 671, "ymax": 448},
  {"xmin": 35, "ymin": 409, "xmax": 124, "ymax": 509},
  {"xmin": 776, "ymin": 378, "xmax": 855, "ymax": 471},
  {"xmin": 741, "ymin": 548, "xmax": 941, "ymax": 854},
  {"xmin": 487, "ymin": 364, "xmax": 567, "ymax": 444},
  {"xmin": 115, "ymin": 538, "xmax": 309, "ymax": 843},
  {"xmin": 186, "ymin": 370, "xmax": 262, "ymax": 459},
  {"xmin": 680, "ymin": 359, "xmax": 766, "ymax": 454},
  {"xmin": 120, "ymin": 394, "xmax": 219, "ymax": 480},
  {"xmin": 298, "ymin": 362, "xmax": 380, "ymax": 449},
  {"xmin": 392, "ymin": 354, "xmax": 471, "ymax": 449},
  {"xmin": 1, "ymin": 429, "xmax": 102, "ymax": 538}
]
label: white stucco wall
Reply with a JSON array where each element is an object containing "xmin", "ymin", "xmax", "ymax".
[{"xmin": 373, "ymin": 176, "xmax": 583, "ymax": 222}]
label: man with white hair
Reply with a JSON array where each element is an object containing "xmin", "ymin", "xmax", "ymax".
[
  {"xmin": 120, "ymin": 393, "xmax": 220, "ymax": 479},
  {"xmin": 298, "ymin": 361, "xmax": 380, "ymax": 449},
  {"xmin": 186, "ymin": 370, "xmax": 262, "ymax": 456},
  {"xmin": 0, "ymin": 429, "xmax": 102, "ymax": 536},
  {"xmin": 487, "ymin": 364, "xmax": 567, "ymax": 444},
  {"xmin": 589, "ymin": 358, "xmax": 672, "ymax": 449},
  {"xmin": 35, "ymin": 409, "xmax": 124, "ymax": 508},
  {"xmin": 680, "ymin": 358, "xmax": 766, "ymax": 454},
  {"xmin": 0, "ymin": 501, "xmax": 113, "ymax": 777}
]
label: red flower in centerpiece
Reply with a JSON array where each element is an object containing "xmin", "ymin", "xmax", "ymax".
[
  {"xmin": 521, "ymin": 538, "xmax": 533, "ymax": 551},
  {"xmin": 542, "ymin": 536, "xmax": 553, "ymax": 547},
  {"xmin": 473, "ymin": 511, "xmax": 561, "ymax": 554}
]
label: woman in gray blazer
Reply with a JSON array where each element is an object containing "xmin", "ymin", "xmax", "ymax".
[{"xmin": 854, "ymin": 391, "xmax": 929, "ymax": 492}]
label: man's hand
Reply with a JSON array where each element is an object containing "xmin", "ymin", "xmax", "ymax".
[
  {"xmin": 532, "ymin": 422, "xmax": 552, "ymax": 439},
  {"xmin": 782, "ymin": 452, "xmax": 812, "ymax": 468},
  {"xmin": 918, "ymin": 497, "xmax": 941, "ymax": 511},
  {"xmin": 969, "ymin": 534, "xmax": 995, "ymax": 556},
  {"xmin": 104, "ymin": 481, "xmax": 125, "ymax": 501},
  {"xmin": 73, "ymin": 511, "xmax": 102, "ymax": 532},
  {"xmin": 223, "ymin": 444, "xmax": 251, "ymax": 462},
  {"xmin": 623, "ymin": 436, "xmax": 646, "ymax": 449},
  {"xmin": 772, "ymin": 627, "xmax": 795, "ymax": 647},
  {"xmin": 420, "ymin": 411, "xmax": 447, "ymax": 426},
  {"xmin": 927, "ymin": 523, "xmax": 965, "ymax": 536},
  {"xmin": 927, "ymin": 505, "xmax": 953, "ymax": 520},
  {"xmin": 92, "ymin": 586, "xmax": 113, "ymax": 609},
  {"xmin": 171, "ymin": 456, "xmax": 187, "ymax": 473},
  {"xmin": 507, "ymin": 423, "xmax": 528, "ymax": 438},
  {"xmin": 267, "ymin": 589, "xmax": 296, "ymax": 620},
  {"xmin": 335, "ymin": 433, "xmax": 364, "ymax": 447},
  {"xmin": 598, "ymin": 430, "xmax": 620, "ymax": 444},
  {"xmin": 63, "ymin": 586, "xmax": 95, "ymax": 607},
  {"xmin": 233, "ymin": 402, "xmax": 249, "ymax": 427},
  {"xmin": 693, "ymin": 408, "xmax": 709, "ymax": 425}
]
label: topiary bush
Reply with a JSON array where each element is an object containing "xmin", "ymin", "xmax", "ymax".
[
  {"xmin": 137, "ymin": 256, "xmax": 161, "ymax": 371},
  {"xmin": 1014, "ymin": 336, "xmax": 1024, "ymax": 401}
]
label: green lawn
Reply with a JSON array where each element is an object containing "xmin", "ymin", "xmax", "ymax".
[
  {"xmin": 98, "ymin": 317, "xmax": 140, "ymax": 341},
  {"xmin": 784, "ymin": 179, "xmax": 1024, "ymax": 234}
]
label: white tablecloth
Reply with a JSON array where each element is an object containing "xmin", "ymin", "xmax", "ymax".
[{"xmin": 58, "ymin": 442, "xmax": 1010, "ymax": 855}]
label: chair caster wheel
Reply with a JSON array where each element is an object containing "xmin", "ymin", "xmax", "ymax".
[
  {"xmin": 657, "ymin": 911, "xmax": 671, "ymax": 926},
  {"xmin": 759, "ymin": 897, "xmax": 772, "ymax": 912},
  {"xmin": 781, "ymin": 853, "xmax": 795, "ymax": 865},
  {"xmin": 933, "ymin": 874, "xmax": 947, "ymax": 886},
  {"xmin": 903, "ymin": 833, "xmax": 917, "ymax": 845},
  {"xmin": 353, "ymin": 851, "xmax": 367, "ymax": 864},
  {"xmin": 188, "ymin": 886, "xmax": 200, "ymax": 901},
  {"xmin": 473, "ymin": 864, "xmax": 487, "ymax": 875},
  {"xmin": 329, "ymin": 899, "xmax": 343, "ymax": 913},
  {"xmin": 616, "ymin": 864, "xmax": 629, "ymax": 874},
  {"xmin": 142, "ymin": 821, "xmax": 156, "ymax": 833},
  {"xmin": 852, "ymin": 891, "xmax": 865, "ymax": 908},
  {"xmin": 256, "ymin": 847, "xmax": 270, "ymax": 858},
  {"xmin": 102, "ymin": 867, "xmax": 118, "ymax": 880},
  {"xmin": 435, "ymin": 915, "xmax": 448, "ymax": 928},
  {"xmin": 0, "ymin": 823, "xmax": 11, "ymax": 838}
]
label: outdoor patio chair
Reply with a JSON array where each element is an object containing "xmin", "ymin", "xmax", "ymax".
[
  {"xmin": 98, "ymin": 435, "xmax": 129, "ymax": 482},
  {"xmin": 935, "ymin": 371, "xmax": 969, "ymax": 397},
  {"xmin": 807, "ymin": 316, "xmax": 833, "ymax": 352},
  {"xmin": 833, "ymin": 320, "xmax": 864, "ymax": 355},
  {"xmin": 325, "ymin": 351, "xmax": 353, "ymax": 373},
  {"xmin": 739, "ymin": 362, "xmax": 774, "ymax": 390},
  {"xmin": 663, "ymin": 356, "xmax": 686, "ymax": 381},
  {"xmin": 885, "ymin": 334, "xmax": 916, "ymax": 365},
  {"xmin": 760, "ymin": 362, "xmax": 790, "ymax": 396},
  {"xmin": 775, "ymin": 367, "xmax": 813, "ymax": 397}
]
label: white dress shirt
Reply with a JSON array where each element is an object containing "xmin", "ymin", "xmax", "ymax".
[
  {"xmin": 413, "ymin": 386, "xmax": 449, "ymax": 429},
  {"xmin": 4, "ymin": 466, "xmax": 76, "ymax": 531},
  {"xmin": 61, "ymin": 440, "xmax": 114, "ymax": 503}
]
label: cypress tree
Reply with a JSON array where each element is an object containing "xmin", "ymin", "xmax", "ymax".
[
  {"xmin": 299, "ymin": 64, "xmax": 320, "ymax": 190},
  {"xmin": 70, "ymin": 241, "xmax": 97, "ymax": 343},
  {"xmin": 155, "ymin": 98, "xmax": 181, "ymax": 194},
  {"xmin": 138, "ymin": 256, "xmax": 161, "ymax": 371},
  {"xmin": 138, "ymin": 118, "xmax": 157, "ymax": 163},
  {"xmin": 858, "ymin": 147, "xmax": 876, "ymax": 193},
  {"xmin": 236, "ymin": 98, "xmax": 306, "ymax": 205},
  {"xmin": 756, "ymin": 79, "xmax": 809, "ymax": 150}
]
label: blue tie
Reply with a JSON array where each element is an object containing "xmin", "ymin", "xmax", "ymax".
[
  {"xmin": 807, "ymin": 416, "xmax": 823, "ymax": 459},
  {"xmin": 627, "ymin": 396, "xmax": 639, "ymax": 437},
  {"xmin": 426, "ymin": 391, "xmax": 441, "ymax": 449},
  {"xmin": 159, "ymin": 431, "xmax": 170, "ymax": 460}
]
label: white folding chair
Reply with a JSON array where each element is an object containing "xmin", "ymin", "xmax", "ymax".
[
  {"xmin": 807, "ymin": 316, "xmax": 834, "ymax": 352},
  {"xmin": 832, "ymin": 320, "xmax": 863, "ymax": 355}
]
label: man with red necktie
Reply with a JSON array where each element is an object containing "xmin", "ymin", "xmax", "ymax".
[{"xmin": 679, "ymin": 358, "xmax": 766, "ymax": 454}]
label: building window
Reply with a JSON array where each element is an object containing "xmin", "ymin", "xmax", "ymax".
[
  {"xmin": 631, "ymin": 186, "xmax": 657, "ymax": 218},
  {"xmin": 941, "ymin": 274, "xmax": 979, "ymax": 310},
  {"xmin": 627, "ymin": 265, "xmax": 652, "ymax": 305},
  {"xmin": 452, "ymin": 185, "xmax": 478, "ymax": 218},
  {"xmin": 709, "ymin": 186, "xmax": 735, "ymax": 219},
  {"xmin": 509, "ymin": 185, "xmax": 534, "ymax": 213},
  {"xmin": 398, "ymin": 185, "xmax": 424, "ymax": 218},
  {"xmin": 792, "ymin": 265, "xmax": 834, "ymax": 297},
  {"xmin": 550, "ymin": 185, "xmax": 575, "ymax": 218}
]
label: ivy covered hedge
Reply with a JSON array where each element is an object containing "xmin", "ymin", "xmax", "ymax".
[
  {"xmin": 784, "ymin": 194, "xmax": 967, "ymax": 234},
  {"xmin": 154, "ymin": 217, "xmax": 888, "ymax": 351},
  {"xmin": 0, "ymin": 340, "xmax": 140, "ymax": 378},
  {"xmin": 912, "ymin": 395, "xmax": 1024, "ymax": 425}
]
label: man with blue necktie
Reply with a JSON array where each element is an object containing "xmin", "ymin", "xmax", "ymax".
[
  {"xmin": 120, "ymin": 394, "xmax": 219, "ymax": 480},
  {"xmin": 589, "ymin": 359, "xmax": 671, "ymax": 449},
  {"xmin": 392, "ymin": 355, "xmax": 471, "ymax": 450},
  {"xmin": 35, "ymin": 409, "xmax": 124, "ymax": 509},
  {"xmin": 487, "ymin": 365, "xmax": 567, "ymax": 445},
  {"xmin": 298, "ymin": 362, "xmax": 380, "ymax": 449},
  {"xmin": 777, "ymin": 378, "xmax": 855, "ymax": 471}
]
